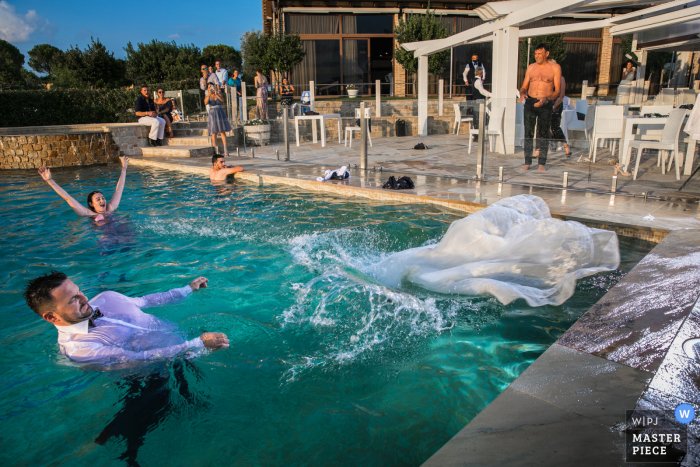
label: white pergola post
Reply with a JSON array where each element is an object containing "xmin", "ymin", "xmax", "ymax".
[
  {"xmin": 491, "ymin": 26, "xmax": 519, "ymax": 154},
  {"xmin": 418, "ymin": 55, "xmax": 429, "ymax": 136}
]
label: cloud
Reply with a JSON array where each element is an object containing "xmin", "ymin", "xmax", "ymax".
[
  {"xmin": 168, "ymin": 33, "xmax": 180, "ymax": 39},
  {"xmin": 0, "ymin": 1, "xmax": 57, "ymax": 43}
]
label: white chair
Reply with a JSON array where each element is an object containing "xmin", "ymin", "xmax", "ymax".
[
  {"xmin": 678, "ymin": 89, "xmax": 697, "ymax": 106},
  {"xmin": 574, "ymin": 99, "xmax": 588, "ymax": 116},
  {"xmin": 625, "ymin": 108, "xmax": 687, "ymax": 180},
  {"xmin": 344, "ymin": 107, "xmax": 373, "ymax": 148},
  {"xmin": 615, "ymin": 84, "xmax": 632, "ymax": 105},
  {"xmin": 574, "ymin": 103, "xmax": 598, "ymax": 161},
  {"xmin": 589, "ymin": 105, "xmax": 624, "ymax": 162},
  {"xmin": 597, "ymin": 100, "xmax": 613, "ymax": 106},
  {"xmin": 453, "ymin": 103, "xmax": 473, "ymax": 134},
  {"xmin": 515, "ymin": 102, "xmax": 524, "ymax": 147},
  {"xmin": 468, "ymin": 107, "xmax": 505, "ymax": 154}
]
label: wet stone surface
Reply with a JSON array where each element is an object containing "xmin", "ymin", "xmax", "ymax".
[
  {"xmin": 558, "ymin": 229, "xmax": 700, "ymax": 373},
  {"xmin": 510, "ymin": 343, "xmax": 652, "ymax": 427}
]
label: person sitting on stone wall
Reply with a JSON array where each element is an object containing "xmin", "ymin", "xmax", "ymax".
[
  {"xmin": 37, "ymin": 156, "xmax": 129, "ymax": 221},
  {"xmin": 135, "ymin": 85, "xmax": 166, "ymax": 147}
]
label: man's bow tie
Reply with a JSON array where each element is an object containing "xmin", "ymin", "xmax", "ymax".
[{"xmin": 88, "ymin": 308, "xmax": 103, "ymax": 328}]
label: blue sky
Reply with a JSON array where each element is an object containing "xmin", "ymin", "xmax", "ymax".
[{"xmin": 1, "ymin": 0, "xmax": 262, "ymax": 67}]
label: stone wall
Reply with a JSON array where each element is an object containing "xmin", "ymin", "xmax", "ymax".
[
  {"xmin": 109, "ymin": 125, "xmax": 151, "ymax": 156},
  {"xmin": 0, "ymin": 133, "xmax": 119, "ymax": 170}
]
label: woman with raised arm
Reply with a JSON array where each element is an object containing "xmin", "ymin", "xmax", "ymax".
[{"xmin": 37, "ymin": 156, "xmax": 130, "ymax": 220}]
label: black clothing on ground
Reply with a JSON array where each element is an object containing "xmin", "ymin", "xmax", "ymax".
[
  {"xmin": 134, "ymin": 96, "xmax": 155, "ymax": 114},
  {"xmin": 523, "ymin": 98, "xmax": 553, "ymax": 166}
]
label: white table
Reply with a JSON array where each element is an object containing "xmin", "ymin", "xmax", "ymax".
[
  {"xmin": 620, "ymin": 116, "xmax": 667, "ymax": 168},
  {"xmin": 294, "ymin": 114, "xmax": 342, "ymax": 147}
]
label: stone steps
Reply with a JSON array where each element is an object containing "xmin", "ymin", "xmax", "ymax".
[
  {"xmin": 166, "ymin": 135, "xmax": 238, "ymax": 146},
  {"xmin": 140, "ymin": 145, "xmax": 214, "ymax": 158}
]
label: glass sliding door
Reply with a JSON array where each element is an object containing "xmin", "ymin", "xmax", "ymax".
[
  {"xmin": 315, "ymin": 40, "xmax": 341, "ymax": 95},
  {"xmin": 343, "ymin": 39, "xmax": 369, "ymax": 94}
]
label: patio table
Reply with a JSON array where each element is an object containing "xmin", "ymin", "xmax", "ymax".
[{"xmin": 294, "ymin": 114, "xmax": 342, "ymax": 147}]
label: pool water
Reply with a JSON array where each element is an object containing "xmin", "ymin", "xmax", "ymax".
[{"xmin": 0, "ymin": 166, "xmax": 653, "ymax": 466}]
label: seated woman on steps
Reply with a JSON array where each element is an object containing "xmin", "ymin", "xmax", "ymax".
[
  {"xmin": 37, "ymin": 156, "xmax": 129, "ymax": 221},
  {"xmin": 154, "ymin": 88, "xmax": 177, "ymax": 138}
]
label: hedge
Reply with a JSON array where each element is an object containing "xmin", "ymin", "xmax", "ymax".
[{"xmin": 0, "ymin": 79, "xmax": 203, "ymax": 128}]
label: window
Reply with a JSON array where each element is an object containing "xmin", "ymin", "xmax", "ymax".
[
  {"xmin": 342, "ymin": 15, "xmax": 393, "ymax": 34},
  {"xmin": 285, "ymin": 14, "xmax": 339, "ymax": 34}
]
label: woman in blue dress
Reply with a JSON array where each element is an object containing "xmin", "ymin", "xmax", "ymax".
[{"xmin": 204, "ymin": 82, "xmax": 232, "ymax": 156}]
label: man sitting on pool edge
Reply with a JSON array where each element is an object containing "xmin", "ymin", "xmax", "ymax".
[
  {"xmin": 24, "ymin": 271, "xmax": 229, "ymax": 365},
  {"xmin": 210, "ymin": 154, "xmax": 244, "ymax": 181}
]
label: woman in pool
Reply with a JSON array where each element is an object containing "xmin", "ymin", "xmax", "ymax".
[{"xmin": 37, "ymin": 156, "xmax": 130, "ymax": 220}]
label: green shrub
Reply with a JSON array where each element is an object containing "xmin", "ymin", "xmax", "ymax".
[{"xmin": 0, "ymin": 79, "xmax": 203, "ymax": 127}]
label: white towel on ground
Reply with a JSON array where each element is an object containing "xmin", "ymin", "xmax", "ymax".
[{"xmin": 317, "ymin": 166, "xmax": 350, "ymax": 182}]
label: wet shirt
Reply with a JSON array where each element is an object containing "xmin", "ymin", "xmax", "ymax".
[{"xmin": 54, "ymin": 285, "xmax": 203, "ymax": 365}]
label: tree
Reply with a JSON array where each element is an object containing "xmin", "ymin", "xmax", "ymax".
[
  {"xmin": 519, "ymin": 34, "xmax": 567, "ymax": 70},
  {"xmin": 201, "ymin": 44, "xmax": 242, "ymax": 71},
  {"xmin": 0, "ymin": 39, "xmax": 25, "ymax": 89},
  {"xmin": 51, "ymin": 38, "xmax": 126, "ymax": 89},
  {"xmin": 393, "ymin": 7, "xmax": 450, "ymax": 75},
  {"xmin": 124, "ymin": 40, "xmax": 202, "ymax": 84},
  {"xmin": 269, "ymin": 28, "xmax": 305, "ymax": 80},
  {"xmin": 240, "ymin": 30, "xmax": 275, "ymax": 79},
  {"xmin": 27, "ymin": 44, "xmax": 62, "ymax": 76}
]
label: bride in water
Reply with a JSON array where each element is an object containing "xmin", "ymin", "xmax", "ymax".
[{"xmin": 37, "ymin": 156, "xmax": 129, "ymax": 220}]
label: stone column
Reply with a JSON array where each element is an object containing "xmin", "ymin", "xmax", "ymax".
[
  {"xmin": 597, "ymin": 27, "xmax": 614, "ymax": 96},
  {"xmin": 393, "ymin": 13, "xmax": 406, "ymax": 97}
]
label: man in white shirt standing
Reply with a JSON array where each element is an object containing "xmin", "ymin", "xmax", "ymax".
[
  {"xmin": 215, "ymin": 60, "xmax": 228, "ymax": 91},
  {"xmin": 463, "ymin": 54, "xmax": 486, "ymax": 101},
  {"xmin": 24, "ymin": 271, "xmax": 229, "ymax": 365},
  {"xmin": 470, "ymin": 67, "xmax": 491, "ymax": 142}
]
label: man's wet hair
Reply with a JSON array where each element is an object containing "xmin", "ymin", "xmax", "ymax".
[
  {"xmin": 212, "ymin": 154, "xmax": 224, "ymax": 165},
  {"xmin": 535, "ymin": 43, "xmax": 549, "ymax": 53},
  {"xmin": 24, "ymin": 271, "xmax": 67, "ymax": 316}
]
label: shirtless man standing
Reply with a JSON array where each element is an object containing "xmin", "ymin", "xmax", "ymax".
[
  {"xmin": 519, "ymin": 43, "xmax": 561, "ymax": 172},
  {"xmin": 210, "ymin": 154, "xmax": 244, "ymax": 181}
]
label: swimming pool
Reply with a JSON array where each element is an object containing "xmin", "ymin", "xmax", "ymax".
[{"xmin": 0, "ymin": 165, "xmax": 653, "ymax": 466}]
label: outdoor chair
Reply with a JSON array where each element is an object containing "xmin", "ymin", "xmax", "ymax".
[
  {"xmin": 589, "ymin": 104, "xmax": 624, "ymax": 162},
  {"xmin": 625, "ymin": 108, "xmax": 687, "ymax": 180},
  {"xmin": 678, "ymin": 89, "xmax": 697, "ymax": 106},
  {"xmin": 515, "ymin": 102, "xmax": 524, "ymax": 147},
  {"xmin": 574, "ymin": 99, "xmax": 588, "ymax": 116},
  {"xmin": 597, "ymin": 100, "xmax": 613, "ymax": 106},
  {"xmin": 453, "ymin": 103, "xmax": 473, "ymax": 134},
  {"xmin": 293, "ymin": 91, "xmax": 312, "ymax": 116},
  {"xmin": 468, "ymin": 106, "xmax": 505, "ymax": 154},
  {"xmin": 615, "ymin": 84, "xmax": 632, "ymax": 105},
  {"xmin": 344, "ymin": 107, "xmax": 373, "ymax": 148},
  {"xmin": 571, "ymin": 102, "xmax": 597, "ymax": 161}
]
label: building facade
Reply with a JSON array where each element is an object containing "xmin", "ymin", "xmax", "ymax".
[{"xmin": 263, "ymin": 1, "xmax": 638, "ymax": 97}]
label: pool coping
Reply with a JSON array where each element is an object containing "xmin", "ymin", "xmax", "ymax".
[
  {"xmin": 128, "ymin": 157, "xmax": 700, "ymax": 465},
  {"xmin": 128, "ymin": 157, "xmax": 673, "ymax": 244}
]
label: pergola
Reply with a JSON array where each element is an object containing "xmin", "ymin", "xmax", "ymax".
[{"xmin": 402, "ymin": 0, "xmax": 700, "ymax": 153}]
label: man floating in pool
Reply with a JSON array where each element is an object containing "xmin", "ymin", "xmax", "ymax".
[
  {"xmin": 24, "ymin": 271, "xmax": 229, "ymax": 365},
  {"xmin": 210, "ymin": 154, "xmax": 244, "ymax": 181},
  {"xmin": 38, "ymin": 156, "xmax": 130, "ymax": 220}
]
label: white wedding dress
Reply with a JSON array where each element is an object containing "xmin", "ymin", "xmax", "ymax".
[{"xmin": 369, "ymin": 195, "xmax": 620, "ymax": 307}]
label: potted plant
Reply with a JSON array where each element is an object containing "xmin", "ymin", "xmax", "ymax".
[
  {"xmin": 346, "ymin": 84, "xmax": 359, "ymax": 98},
  {"xmin": 244, "ymin": 119, "xmax": 271, "ymax": 146}
]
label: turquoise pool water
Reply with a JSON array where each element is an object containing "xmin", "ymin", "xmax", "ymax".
[{"xmin": 0, "ymin": 166, "xmax": 653, "ymax": 466}]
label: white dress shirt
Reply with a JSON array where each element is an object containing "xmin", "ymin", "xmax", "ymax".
[
  {"xmin": 55, "ymin": 285, "xmax": 204, "ymax": 365},
  {"xmin": 215, "ymin": 69, "xmax": 228, "ymax": 88},
  {"xmin": 463, "ymin": 62, "xmax": 486, "ymax": 84},
  {"xmin": 473, "ymin": 77, "xmax": 491, "ymax": 99}
]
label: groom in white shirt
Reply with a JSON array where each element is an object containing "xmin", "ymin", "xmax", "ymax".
[{"xmin": 24, "ymin": 271, "xmax": 229, "ymax": 365}]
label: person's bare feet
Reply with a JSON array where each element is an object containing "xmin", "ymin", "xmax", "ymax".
[
  {"xmin": 538, "ymin": 165, "xmax": 547, "ymax": 172},
  {"xmin": 520, "ymin": 165, "xmax": 530, "ymax": 171}
]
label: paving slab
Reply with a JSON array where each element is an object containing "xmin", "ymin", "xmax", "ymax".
[
  {"xmin": 510, "ymin": 343, "xmax": 652, "ymax": 426},
  {"xmin": 422, "ymin": 387, "xmax": 632, "ymax": 467}
]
